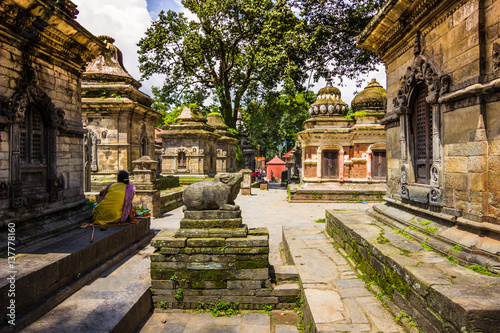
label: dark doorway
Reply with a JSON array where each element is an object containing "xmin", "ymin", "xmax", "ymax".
[
  {"xmin": 322, "ymin": 150, "xmax": 339, "ymax": 179},
  {"xmin": 372, "ymin": 150, "xmax": 387, "ymax": 180}
]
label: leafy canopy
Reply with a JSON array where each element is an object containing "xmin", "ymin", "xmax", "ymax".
[
  {"xmin": 294, "ymin": 0, "xmax": 385, "ymax": 84},
  {"xmin": 138, "ymin": 0, "xmax": 309, "ymax": 129},
  {"xmin": 241, "ymin": 91, "xmax": 316, "ymax": 157}
]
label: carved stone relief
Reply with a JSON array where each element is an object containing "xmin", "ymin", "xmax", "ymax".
[{"xmin": 494, "ymin": 43, "xmax": 500, "ymax": 72}]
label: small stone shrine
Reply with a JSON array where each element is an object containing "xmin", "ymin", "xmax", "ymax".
[
  {"xmin": 207, "ymin": 113, "xmax": 238, "ymax": 173},
  {"xmin": 158, "ymin": 106, "xmax": 218, "ymax": 177},
  {"xmin": 150, "ymin": 171, "xmax": 297, "ymax": 309},
  {"xmin": 291, "ymin": 77, "xmax": 387, "ymax": 201},
  {"xmin": 82, "ymin": 35, "xmax": 161, "ymax": 180}
]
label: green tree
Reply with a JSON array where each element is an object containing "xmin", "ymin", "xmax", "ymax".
[
  {"xmin": 294, "ymin": 0, "xmax": 384, "ymax": 84},
  {"xmin": 138, "ymin": 0, "xmax": 309, "ymax": 129},
  {"xmin": 241, "ymin": 91, "xmax": 316, "ymax": 157}
]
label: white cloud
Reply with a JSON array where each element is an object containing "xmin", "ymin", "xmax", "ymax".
[{"xmin": 72, "ymin": 0, "xmax": 157, "ymax": 96}]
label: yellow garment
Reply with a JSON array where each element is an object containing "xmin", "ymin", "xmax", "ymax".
[{"xmin": 93, "ymin": 182, "xmax": 127, "ymax": 225}]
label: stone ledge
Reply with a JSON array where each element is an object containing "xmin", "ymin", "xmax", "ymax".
[
  {"xmin": 180, "ymin": 218, "xmax": 243, "ymax": 229},
  {"xmin": 326, "ymin": 209, "xmax": 500, "ymax": 333},
  {"xmin": 184, "ymin": 210, "xmax": 241, "ymax": 220},
  {"xmin": 0, "ymin": 217, "xmax": 150, "ymax": 326},
  {"xmin": 175, "ymin": 225, "xmax": 248, "ymax": 238}
]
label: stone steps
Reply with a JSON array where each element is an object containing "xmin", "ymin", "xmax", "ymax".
[
  {"xmin": 0, "ymin": 218, "xmax": 151, "ymax": 331},
  {"xmin": 23, "ymin": 244, "xmax": 153, "ymax": 333},
  {"xmin": 326, "ymin": 208, "xmax": 500, "ymax": 333},
  {"xmin": 282, "ymin": 224, "xmax": 405, "ymax": 333}
]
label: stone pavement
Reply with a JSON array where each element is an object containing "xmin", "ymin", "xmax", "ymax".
[
  {"xmin": 24, "ymin": 185, "xmax": 399, "ymax": 332},
  {"xmin": 283, "ymin": 225, "xmax": 405, "ymax": 333},
  {"xmin": 137, "ymin": 310, "xmax": 301, "ymax": 333}
]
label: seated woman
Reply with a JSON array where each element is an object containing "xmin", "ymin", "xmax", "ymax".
[{"xmin": 82, "ymin": 170, "xmax": 137, "ymax": 230}]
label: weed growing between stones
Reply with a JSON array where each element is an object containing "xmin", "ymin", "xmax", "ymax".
[
  {"xmin": 419, "ymin": 221, "xmax": 432, "ymax": 226},
  {"xmin": 421, "ymin": 241, "xmax": 432, "ymax": 251},
  {"xmin": 262, "ymin": 304, "xmax": 272, "ymax": 315},
  {"xmin": 174, "ymin": 288, "xmax": 183, "ymax": 301},
  {"xmin": 198, "ymin": 301, "xmax": 241, "ymax": 317},
  {"xmin": 315, "ymin": 218, "xmax": 325, "ymax": 223},
  {"xmin": 466, "ymin": 264, "xmax": 500, "ymax": 277},
  {"xmin": 450, "ymin": 245, "xmax": 463, "ymax": 252},
  {"xmin": 425, "ymin": 226, "xmax": 438, "ymax": 233}
]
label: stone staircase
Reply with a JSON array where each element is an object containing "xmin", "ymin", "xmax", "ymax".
[
  {"xmin": 282, "ymin": 224, "xmax": 406, "ymax": 333},
  {"xmin": 0, "ymin": 218, "xmax": 151, "ymax": 332},
  {"xmin": 326, "ymin": 209, "xmax": 500, "ymax": 333}
]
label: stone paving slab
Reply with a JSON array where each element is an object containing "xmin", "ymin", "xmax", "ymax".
[
  {"xmin": 24, "ymin": 245, "xmax": 153, "ymax": 333},
  {"xmin": 283, "ymin": 225, "xmax": 404, "ymax": 333},
  {"xmin": 137, "ymin": 310, "xmax": 299, "ymax": 333}
]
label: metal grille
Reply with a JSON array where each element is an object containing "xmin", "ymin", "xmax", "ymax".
[
  {"xmin": 20, "ymin": 132, "xmax": 27, "ymax": 160},
  {"xmin": 412, "ymin": 85, "xmax": 432, "ymax": 183},
  {"xmin": 414, "ymin": 88, "xmax": 428, "ymax": 160}
]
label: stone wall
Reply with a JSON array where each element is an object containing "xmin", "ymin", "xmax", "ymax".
[
  {"xmin": 360, "ymin": 0, "xmax": 500, "ymax": 225},
  {"xmin": 0, "ymin": 0, "xmax": 103, "ymax": 250}
]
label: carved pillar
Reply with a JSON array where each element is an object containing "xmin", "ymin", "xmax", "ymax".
[
  {"xmin": 10, "ymin": 123, "xmax": 22, "ymax": 208},
  {"xmin": 90, "ymin": 131, "xmax": 99, "ymax": 172},
  {"xmin": 339, "ymin": 150, "xmax": 344, "ymax": 181},
  {"xmin": 366, "ymin": 152, "xmax": 372, "ymax": 181}
]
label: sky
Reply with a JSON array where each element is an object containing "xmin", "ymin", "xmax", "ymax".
[{"xmin": 72, "ymin": 0, "xmax": 386, "ymax": 106}]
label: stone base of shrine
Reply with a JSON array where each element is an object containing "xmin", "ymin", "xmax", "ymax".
[
  {"xmin": 150, "ymin": 209, "xmax": 298, "ymax": 309},
  {"xmin": 288, "ymin": 182, "xmax": 386, "ymax": 203}
]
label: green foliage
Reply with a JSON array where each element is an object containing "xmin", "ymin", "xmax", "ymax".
[
  {"xmin": 425, "ymin": 226, "xmax": 438, "ymax": 233},
  {"xmin": 227, "ymin": 128, "xmax": 239, "ymax": 137},
  {"xmin": 241, "ymin": 91, "xmax": 316, "ymax": 157},
  {"xmin": 419, "ymin": 221, "xmax": 432, "ymax": 226},
  {"xmin": 175, "ymin": 288, "xmax": 184, "ymax": 301},
  {"xmin": 199, "ymin": 301, "xmax": 241, "ymax": 317},
  {"xmin": 466, "ymin": 264, "xmax": 500, "ymax": 277},
  {"xmin": 169, "ymin": 274, "xmax": 178, "ymax": 281},
  {"xmin": 315, "ymin": 218, "xmax": 325, "ymax": 223},
  {"xmin": 447, "ymin": 256, "xmax": 459, "ymax": 265},
  {"xmin": 138, "ymin": 0, "xmax": 310, "ymax": 128},
  {"xmin": 262, "ymin": 304, "xmax": 273, "ymax": 315},
  {"xmin": 421, "ymin": 241, "xmax": 432, "ymax": 251},
  {"xmin": 294, "ymin": 0, "xmax": 384, "ymax": 84},
  {"xmin": 450, "ymin": 245, "xmax": 463, "ymax": 252}
]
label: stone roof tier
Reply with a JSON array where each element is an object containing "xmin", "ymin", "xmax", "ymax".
[
  {"xmin": 309, "ymin": 76, "xmax": 349, "ymax": 117},
  {"xmin": 84, "ymin": 35, "xmax": 140, "ymax": 89},
  {"xmin": 351, "ymin": 78, "xmax": 386, "ymax": 113}
]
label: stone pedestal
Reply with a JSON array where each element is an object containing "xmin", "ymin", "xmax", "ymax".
[
  {"xmin": 150, "ymin": 209, "xmax": 294, "ymax": 310},
  {"xmin": 132, "ymin": 156, "xmax": 161, "ymax": 217},
  {"xmin": 240, "ymin": 169, "xmax": 252, "ymax": 195}
]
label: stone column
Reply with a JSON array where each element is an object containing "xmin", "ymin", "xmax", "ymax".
[
  {"xmin": 132, "ymin": 156, "xmax": 160, "ymax": 218},
  {"xmin": 240, "ymin": 169, "xmax": 252, "ymax": 195},
  {"xmin": 366, "ymin": 152, "xmax": 372, "ymax": 181},
  {"xmin": 339, "ymin": 150, "xmax": 345, "ymax": 181}
]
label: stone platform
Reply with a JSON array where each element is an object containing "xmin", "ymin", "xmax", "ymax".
[
  {"xmin": 150, "ymin": 209, "xmax": 299, "ymax": 310},
  {"xmin": 288, "ymin": 182, "xmax": 386, "ymax": 203},
  {"xmin": 282, "ymin": 225, "xmax": 404, "ymax": 333},
  {"xmin": 326, "ymin": 209, "xmax": 500, "ymax": 333},
  {"xmin": 0, "ymin": 217, "xmax": 151, "ymax": 330}
]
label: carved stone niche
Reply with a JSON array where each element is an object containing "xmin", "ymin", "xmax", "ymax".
[{"xmin": 392, "ymin": 56, "xmax": 450, "ymax": 111}]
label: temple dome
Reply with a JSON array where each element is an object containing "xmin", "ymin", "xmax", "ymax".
[
  {"xmin": 351, "ymin": 78, "xmax": 386, "ymax": 112},
  {"xmin": 309, "ymin": 76, "xmax": 348, "ymax": 117},
  {"xmin": 84, "ymin": 35, "xmax": 140, "ymax": 88}
]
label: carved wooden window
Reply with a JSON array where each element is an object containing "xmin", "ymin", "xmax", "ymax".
[
  {"xmin": 372, "ymin": 150, "xmax": 386, "ymax": 180},
  {"xmin": 20, "ymin": 107, "xmax": 45, "ymax": 164},
  {"xmin": 20, "ymin": 106, "xmax": 47, "ymax": 193},
  {"xmin": 412, "ymin": 84, "xmax": 432, "ymax": 184},
  {"xmin": 178, "ymin": 151, "xmax": 186, "ymax": 169},
  {"xmin": 322, "ymin": 150, "xmax": 339, "ymax": 179}
]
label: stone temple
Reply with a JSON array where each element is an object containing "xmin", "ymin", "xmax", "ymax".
[
  {"xmin": 291, "ymin": 77, "xmax": 387, "ymax": 202},
  {"xmin": 82, "ymin": 35, "xmax": 162, "ymax": 187}
]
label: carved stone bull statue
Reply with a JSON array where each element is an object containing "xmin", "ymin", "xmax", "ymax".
[{"xmin": 183, "ymin": 172, "xmax": 243, "ymax": 211}]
